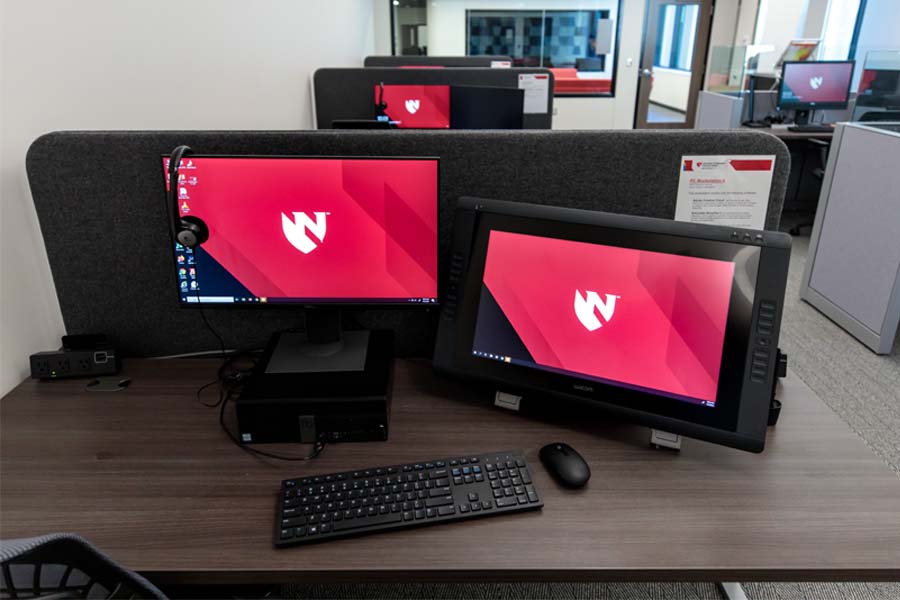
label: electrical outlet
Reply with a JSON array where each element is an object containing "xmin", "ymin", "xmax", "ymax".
[
  {"xmin": 77, "ymin": 357, "xmax": 92, "ymax": 373},
  {"xmin": 31, "ymin": 357, "xmax": 51, "ymax": 378},
  {"xmin": 49, "ymin": 357, "xmax": 71, "ymax": 377}
]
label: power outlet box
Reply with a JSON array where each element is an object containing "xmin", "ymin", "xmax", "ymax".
[{"xmin": 30, "ymin": 348, "xmax": 119, "ymax": 380}]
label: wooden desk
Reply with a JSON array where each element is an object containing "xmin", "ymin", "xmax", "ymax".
[
  {"xmin": 2, "ymin": 359, "xmax": 900, "ymax": 585},
  {"xmin": 741, "ymin": 125, "xmax": 834, "ymax": 140}
]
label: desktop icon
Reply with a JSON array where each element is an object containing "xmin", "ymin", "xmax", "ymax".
[
  {"xmin": 176, "ymin": 254, "xmax": 185, "ymax": 263},
  {"xmin": 180, "ymin": 281, "xmax": 188, "ymax": 290},
  {"xmin": 573, "ymin": 290, "xmax": 618, "ymax": 332},
  {"xmin": 179, "ymin": 187, "xmax": 188, "ymax": 198},
  {"xmin": 188, "ymin": 267, "xmax": 196, "ymax": 277},
  {"xmin": 190, "ymin": 281, "xmax": 198, "ymax": 290},
  {"xmin": 178, "ymin": 268, "xmax": 187, "ymax": 278},
  {"xmin": 180, "ymin": 201, "xmax": 190, "ymax": 213},
  {"xmin": 282, "ymin": 211, "xmax": 328, "ymax": 254}
]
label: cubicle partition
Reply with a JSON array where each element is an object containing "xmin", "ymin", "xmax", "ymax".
[
  {"xmin": 800, "ymin": 122, "xmax": 900, "ymax": 353},
  {"xmin": 312, "ymin": 67, "xmax": 555, "ymax": 129},
  {"xmin": 364, "ymin": 56, "xmax": 513, "ymax": 67},
  {"xmin": 26, "ymin": 130, "xmax": 789, "ymax": 358}
]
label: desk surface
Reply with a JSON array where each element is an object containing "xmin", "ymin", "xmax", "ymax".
[
  {"xmin": 741, "ymin": 125, "xmax": 834, "ymax": 140},
  {"xmin": 3, "ymin": 359, "xmax": 900, "ymax": 584}
]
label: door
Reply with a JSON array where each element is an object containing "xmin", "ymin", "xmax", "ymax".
[{"xmin": 635, "ymin": 0, "xmax": 713, "ymax": 128}]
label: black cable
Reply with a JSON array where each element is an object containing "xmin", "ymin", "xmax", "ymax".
[
  {"xmin": 218, "ymin": 386, "xmax": 325, "ymax": 461},
  {"xmin": 195, "ymin": 285, "xmax": 226, "ymax": 360},
  {"xmin": 195, "ymin": 378, "xmax": 221, "ymax": 407}
]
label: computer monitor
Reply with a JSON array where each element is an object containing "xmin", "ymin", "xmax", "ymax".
[
  {"xmin": 162, "ymin": 155, "xmax": 439, "ymax": 306},
  {"xmin": 434, "ymin": 198, "xmax": 792, "ymax": 453},
  {"xmin": 374, "ymin": 84, "xmax": 451, "ymax": 129},
  {"xmin": 450, "ymin": 86, "xmax": 524, "ymax": 129},
  {"xmin": 777, "ymin": 60, "xmax": 854, "ymax": 122},
  {"xmin": 162, "ymin": 154, "xmax": 439, "ymax": 378}
]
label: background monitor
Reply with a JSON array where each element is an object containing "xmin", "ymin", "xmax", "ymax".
[
  {"xmin": 434, "ymin": 198, "xmax": 792, "ymax": 453},
  {"xmin": 450, "ymin": 85, "xmax": 524, "ymax": 129},
  {"xmin": 777, "ymin": 60, "xmax": 854, "ymax": 110},
  {"xmin": 375, "ymin": 84, "xmax": 450, "ymax": 129},
  {"xmin": 162, "ymin": 156, "xmax": 439, "ymax": 306}
]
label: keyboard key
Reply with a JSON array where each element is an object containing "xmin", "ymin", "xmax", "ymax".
[
  {"xmin": 470, "ymin": 502, "xmax": 481, "ymax": 511},
  {"xmin": 282, "ymin": 516, "xmax": 307, "ymax": 528},
  {"xmin": 468, "ymin": 492, "xmax": 479, "ymax": 502},
  {"xmin": 280, "ymin": 528, "xmax": 293, "ymax": 540},
  {"xmin": 333, "ymin": 512, "xmax": 402, "ymax": 532},
  {"xmin": 496, "ymin": 496, "xmax": 518, "ymax": 508},
  {"xmin": 429, "ymin": 487, "xmax": 451, "ymax": 497},
  {"xmin": 425, "ymin": 496, "xmax": 454, "ymax": 508},
  {"xmin": 482, "ymin": 501, "xmax": 492, "ymax": 510},
  {"xmin": 426, "ymin": 508, "xmax": 437, "ymax": 518},
  {"xmin": 438, "ymin": 505, "xmax": 456, "ymax": 516},
  {"xmin": 295, "ymin": 526, "xmax": 307, "ymax": 537},
  {"xmin": 520, "ymin": 469, "xmax": 532, "ymax": 484},
  {"xmin": 414, "ymin": 509, "xmax": 425, "ymax": 519}
]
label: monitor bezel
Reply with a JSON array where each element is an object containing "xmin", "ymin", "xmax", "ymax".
[
  {"xmin": 434, "ymin": 198, "xmax": 792, "ymax": 453},
  {"xmin": 777, "ymin": 60, "xmax": 856, "ymax": 110},
  {"xmin": 161, "ymin": 154, "xmax": 441, "ymax": 309}
]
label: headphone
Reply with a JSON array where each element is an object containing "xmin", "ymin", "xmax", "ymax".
[
  {"xmin": 375, "ymin": 81, "xmax": 388, "ymax": 117},
  {"xmin": 167, "ymin": 145, "xmax": 209, "ymax": 249}
]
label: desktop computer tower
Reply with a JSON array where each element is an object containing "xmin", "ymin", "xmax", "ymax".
[{"xmin": 235, "ymin": 330, "xmax": 393, "ymax": 444}]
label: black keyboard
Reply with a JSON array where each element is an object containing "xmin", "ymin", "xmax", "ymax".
[
  {"xmin": 275, "ymin": 449, "xmax": 543, "ymax": 547},
  {"xmin": 787, "ymin": 124, "xmax": 833, "ymax": 133}
]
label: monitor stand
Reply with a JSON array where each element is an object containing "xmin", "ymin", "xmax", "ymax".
[
  {"xmin": 263, "ymin": 309, "xmax": 369, "ymax": 374},
  {"xmin": 794, "ymin": 109, "xmax": 811, "ymax": 125}
]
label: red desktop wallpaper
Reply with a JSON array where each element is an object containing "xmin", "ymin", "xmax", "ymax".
[
  {"xmin": 781, "ymin": 62, "xmax": 853, "ymax": 104},
  {"xmin": 479, "ymin": 231, "xmax": 735, "ymax": 404},
  {"xmin": 377, "ymin": 84, "xmax": 451, "ymax": 128},
  {"xmin": 164, "ymin": 157, "xmax": 438, "ymax": 301}
]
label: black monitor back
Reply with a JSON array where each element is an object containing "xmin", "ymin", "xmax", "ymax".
[{"xmin": 450, "ymin": 86, "xmax": 524, "ymax": 129}]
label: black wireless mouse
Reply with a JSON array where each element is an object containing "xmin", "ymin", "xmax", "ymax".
[{"xmin": 539, "ymin": 442, "xmax": 591, "ymax": 488}]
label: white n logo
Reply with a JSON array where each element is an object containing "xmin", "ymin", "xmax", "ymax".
[
  {"xmin": 574, "ymin": 290, "xmax": 618, "ymax": 332},
  {"xmin": 405, "ymin": 99, "xmax": 420, "ymax": 114},
  {"xmin": 809, "ymin": 76, "xmax": 823, "ymax": 90},
  {"xmin": 282, "ymin": 212, "xmax": 327, "ymax": 254}
]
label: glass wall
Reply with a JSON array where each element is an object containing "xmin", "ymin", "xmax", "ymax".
[{"xmin": 465, "ymin": 5, "xmax": 620, "ymax": 96}]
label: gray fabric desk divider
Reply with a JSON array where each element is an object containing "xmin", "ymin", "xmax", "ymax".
[
  {"xmin": 26, "ymin": 130, "xmax": 789, "ymax": 358},
  {"xmin": 313, "ymin": 67, "xmax": 554, "ymax": 129},
  {"xmin": 364, "ymin": 56, "xmax": 513, "ymax": 67}
]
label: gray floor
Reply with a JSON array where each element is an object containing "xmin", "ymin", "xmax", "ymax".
[
  {"xmin": 647, "ymin": 102, "xmax": 687, "ymax": 124},
  {"xmin": 286, "ymin": 234, "xmax": 900, "ymax": 600}
]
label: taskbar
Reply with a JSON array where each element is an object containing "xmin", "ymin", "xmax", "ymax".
[
  {"xmin": 183, "ymin": 295, "xmax": 438, "ymax": 305},
  {"xmin": 471, "ymin": 350, "xmax": 716, "ymax": 408}
]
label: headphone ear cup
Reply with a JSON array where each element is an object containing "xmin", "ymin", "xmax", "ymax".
[{"xmin": 178, "ymin": 216, "xmax": 209, "ymax": 248}]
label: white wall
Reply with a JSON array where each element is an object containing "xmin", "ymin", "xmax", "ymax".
[
  {"xmin": 851, "ymin": 0, "xmax": 900, "ymax": 90},
  {"xmin": 650, "ymin": 68, "xmax": 691, "ymax": 111},
  {"xmin": 0, "ymin": 0, "xmax": 376, "ymax": 396},
  {"xmin": 754, "ymin": 0, "xmax": 809, "ymax": 72}
]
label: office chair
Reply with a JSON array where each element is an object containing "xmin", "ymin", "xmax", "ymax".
[
  {"xmin": 859, "ymin": 110, "xmax": 900, "ymax": 122},
  {"xmin": 789, "ymin": 139, "xmax": 829, "ymax": 236},
  {"xmin": 0, "ymin": 533, "xmax": 167, "ymax": 599}
]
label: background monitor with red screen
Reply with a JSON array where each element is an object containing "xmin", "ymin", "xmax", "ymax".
[
  {"xmin": 161, "ymin": 156, "xmax": 439, "ymax": 305},
  {"xmin": 777, "ymin": 60, "xmax": 855, "ymax": 109},
  {"xmin": 375, "ymin": 84, "xmax": 451, "ymax": 128}
]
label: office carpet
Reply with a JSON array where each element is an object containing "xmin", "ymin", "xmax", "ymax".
[{"xmin": 285, "ymin": 236, "xmax": 900, "ymax": 600}]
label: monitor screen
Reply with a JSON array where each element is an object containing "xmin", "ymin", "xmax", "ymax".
[
  {"xmin": 778, "ymin": 61, "xmax": 854, "ymax": 109},
  {"xmin": 376, "ymin": 84, "xmax": 451, "ymax": 129},
  {"xmin": 434, "ymin": 197, "xmax": 793, "ymax": 453},
  {"xmin": 162, "ymin": 156, "xmax": 439, "ymax": 305},
  {"xmin": 471, "ymin": 231, "xmax": 733, "ymax": 407},
  {"xmin": 450, "ymin": 86, "xmax": 524, "ymax": 129}
]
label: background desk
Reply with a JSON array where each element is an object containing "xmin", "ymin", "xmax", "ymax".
[
  {"xmin": 3, "ymin": 359, "xmax": 900, "ymax": 585},
  {"xmin": 740, "ymin": 126, "xmax": 834, "ymax": 141}
]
